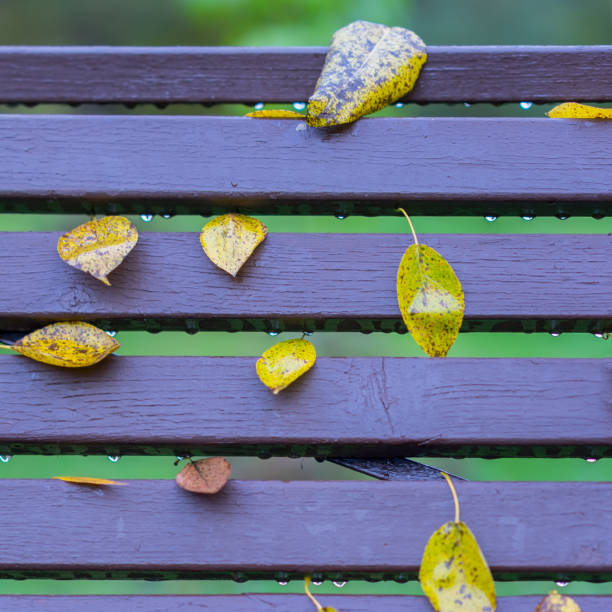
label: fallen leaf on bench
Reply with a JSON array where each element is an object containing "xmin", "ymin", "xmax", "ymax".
[
  {"xmin": 256, "ymin": 338, "xmax": 316, "ymax": 394},
  {"xmin": 200, "ymin": 214, "xmax": 268, "ymax": 277},
  {"xmin": 535, "ymin": 590, "xmax": 581, "ymax": 611},
  {"xmin": 547, "ymin": 102, "xmax": 612, "ymax": 119},
  {"xmin": 53, "ymin": 476, "xmax": 126, "ymax": 486},
  {"xmin": 175, "ymin": 457, "xmax": 231, "ymax": 494},
  {"xmin": 419, "ymin": 473, "xmax": 496, "ymax": 612},
  {"xmin": 57, "ymin": 216, "xmax": 138, "ymax": 286},
  {"xmin": 306, "ymin": 20, "xmax": 427, "ymax": 127},
  {"xmin": 304, "ymin": 576, "xmax": 338, "ymax": 612},
  {"xmin": 245, "ymin": 109, "xmax": 305, "ymax": 119},
  {"xmin": 9, "ymin": 321, "xmax": 119, "ymax": 367}
]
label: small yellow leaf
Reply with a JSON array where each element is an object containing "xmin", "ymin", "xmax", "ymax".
[
  {"xmin": 306, "ymin": 20, "xmax": 427, "ymax": 127},
  {"xmin": 547, "ymin": 102, "xmax": 612, "ymax": 119},
  {"xmin": 200, "ymin": 214, "xmax": 268, "ymax": 277},
  {"xmin": 12, "ymin": 321, "xmax": 119, "ymax": 367},
  {"xmin": 256, "ymin": 338, "xmax": 316, "ymax": 394},
  {"xmin": 245, "ymin": 109, "xmax": 305, "ymax": 119},
  {"xmin": 397, "ymin": 243, "xmax": 464, "ymax": 357},
  {"xmin": 53, "ymin": 476, "xmax": 126, "ymax": 486},
  {"xmin": 57, "ymin": 216, "xmax": 138, "ymax": 285},
  {"xmin": 536, "ymin": 590, "xmax": 581, "ymax": 612},
  {"xmin": 175, "ymin": 457, "xmax": 231, "ymax": 494},
  {"xmin": 419, "ymin": 521, "xmax": 496, "ymax": 612}
]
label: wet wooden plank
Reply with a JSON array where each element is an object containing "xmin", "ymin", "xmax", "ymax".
[
  {"xmin": 0, "ymin": 46, "xmax": 610, "ymax": 103},
  {"xmin": 1, "ymin": 480, "xmax": 611, "ymax": 580},
  {"xmin": 1, "ymin": 355, "xmax": 610, "ymax": 457}
]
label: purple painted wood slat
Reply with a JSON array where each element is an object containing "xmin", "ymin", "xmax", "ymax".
[
  {"xmin": 0, "ymin": 46, "xmax": 610, "ymax": 103},
  {"xmin": 0, "ymin": 233, "xmax": 609, "ymax": 332},
  {"xmin": 2, "ymin": 595, "xmax": 609, "ymax": 612},
  {"xmin": 1, "ymin": 355, "xmax": 610, "ymax": 457},
  {"xmin": 0, "ymin": 116, "xmax": 611, "ymax": 207},
  {"xmin": 1, "ymin": 480, "xmax": 611, "ymax": 579}
]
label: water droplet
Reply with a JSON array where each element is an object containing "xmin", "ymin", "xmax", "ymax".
[
  {"xmin": 0, "ymin": 455, "xmax": 11, "ymax": 463},
  {"xmin": 335, "ymin": 214, "xmax": 348, "ymax": 220},
  {"xmin": 555, "ymin": 580, "xmax": 570, "ymax": 587},
  {"xmin": 549, "ymin": 331, "xmax": 561, "ymax": 337},
  {"xmin": 463, "ymin": 102, "xmax": 471, "ymax": 108},
  {"xmin": 312, "ymin": 580, "xmax": 323, "ymax": 586},
  {"xmin": 105, "ymin": 330, "xmax": 117, "ymax": 337},
  {"xmin": 586, "ymin": 457, "xmax": 598, "ymax": 463},
  {"xmin": 253, "ymin": 102, "xmax": 264, "ymax": 110},
  {"xmin": 161, "ymin": 213, "xmax": 173, "ymax": 219},
  {"xmin": 519, "ymin": 101, "xmax": 533, "ymax": 110},
  {"xmin": 292, "ymin": 102, "xmax": 306, "ymax": 111},
  {"xmin": 484, "ymin": 215, "xmax": 497, "ymax": 222},
  {"xmin": 277, "ymin": 579, "xmax": 289, "ymax": 586},
  {"xmin": 176, "ymin": 456, "xmax": 184, "ymax": 462},
  {"xmin": 593, "ymin": 332, "xmax": 604, "ymax": 338},
  {"xmin": 107, "ymin": 455, "xmax": 120, "ymax": 463},
  {"xmin": 140, "ymin": 214, "xmax": 153, "ymax": 222},
  {"xmin": 333, "ymin": 580, "xmax": 346, "ymax": 588},
  {"xmin": 556, "ymin": 214, "xmax": 569, "ymax": 220},
  {"xmin": 395, "ymin": 102, "xmax": 404, "ymax": 108},
  {"xmin": 267, "ymin": 330, "xmax": 280, "ymax": 337},
  {"xmin": 302, "ymin": 331, "xmax": 313, "ymax": 337},
  {"xmin": 521, "ymin": 215, "xmax": 535, "ymax": 221}
]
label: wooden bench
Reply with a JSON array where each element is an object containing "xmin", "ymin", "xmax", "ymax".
[{"xmin": 0, "ymin": 45, "xmax": 611, "ymax": 610}]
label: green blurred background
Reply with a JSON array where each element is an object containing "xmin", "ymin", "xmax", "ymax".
[{"xmin": 0, "ymin": 0, "xmax": 611, "ymax": 599}]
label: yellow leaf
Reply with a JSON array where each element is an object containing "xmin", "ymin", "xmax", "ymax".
[
  {"xmin": 536, "ymin": 590, "xmax": 581, "ymax": 612},
  {"xmin": 57, "ymin": 216, "xmax": 138, "ymax": 286},
  {"xmin": 53, "ymin": 476, "xmax": 126, "ymax": 486},
  {"xmin": 175, "ymin": 457, "xmax": 231, "ymax": 495},
  {"xmin": 419, "ymin": 521, "xmax": 496, "ymax": 612},
  {"xmin": 245, "ymin": 109, "xmax": 305, "ymax": 119},
  {"xmin": 200, "ymin": 213, "xmax": 268, "ymax": 277},
  {"xmin": 306, "ymin": 20, "xmax": 427, "ymax": 127},
  {"xmin": 256, "ymin": 338, "xmax": 316, "ymax": 394},
  {"xmin": 546, "ymin": 102, "xmax": 612, "ymax": 119},
  {"xmin": 11, "ymin": 321, "xmax": 119, "ymax": 367}
]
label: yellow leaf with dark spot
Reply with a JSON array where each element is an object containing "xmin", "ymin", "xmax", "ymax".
[
  {"xmin": 53, "ymin": 476, "xmax": 126, "ymax": 486},
  {"xmin": 536, "ymin": 590, "xmax": 581, "ymax": 612},
  {"xmin": 419, "ymin": 521, "xmax": 496, "ymax": 612},
  {"xmin": 175, "ymin": 457, "xmax": 231, "ymax": 495},
  {"xmin": 397, "ymin": 243, "xmax": 464, "ymax": 357},
  {"xmin": 306, "ymin": 20, "xmax": 426, "ymax": 127},
  {"xmin": 245, "ymin": 110, "xmax": 305, "ymax": 119},
  {"xmin": 200, "ymin": 214, "xmax": 268, "ymax": 277},
  {"xmin": 256, "ymin": 338, "xmax": 316, "ymax": 394},
  {"xmin": 57, "ymin": 216, "xmax": 138, "ymax": 286},
  {"xmin": 11, "ymin": 321, "xmax": 119, "ymax": 367},
  {"xmin": 547, "ymin": 102, "xmax": 612, "ymax": 119}
]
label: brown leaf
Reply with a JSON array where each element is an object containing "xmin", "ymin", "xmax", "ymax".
[
  {"xmin": 53, "ymin": 476, "xmax": 126, "ymax": 486},
  {"xmin": 176, "ymin": 457, "xmax": 231, "ymax": 494},
  {"xmin": 536, "ymin": 590, "xmax": 581, "ymax": 612}
]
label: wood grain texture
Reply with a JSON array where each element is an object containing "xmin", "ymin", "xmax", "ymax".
[
  {"xmin": 1, "ymin": 480, "xmax": 611, "ymax": 580},
  {"xmin": 1, "ymin": 595, "xmax": 610, "ymax": 612},
  {"xmin": 0, "ymin": 232, "xmax": 610, "ymax": 333},
  {"xmin": 0, "ymin": 46, "xmax": 610, "ymax": 103},
  {"xmin": 1, "ymin": 355, "xmax": 610, "ymax": 457},
  {"xmin": 0, "ymin": 116, "xmax": 611, "ymax": 215}
]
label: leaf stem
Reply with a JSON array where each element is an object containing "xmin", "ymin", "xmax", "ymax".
[
  {"xmin": 304, "ymin": 576, "xmax": 323, "ymax": 611},
  {"xmin": 396, "ymin": 208, "xmax": 418, "ymax": 245},
  {"xmin": 0, "ymin": 344, "xmax": 14, "ymax": 351},
  {"xmin": 442, "ymin": 472, "xmax": 460, "ymax": 523}
]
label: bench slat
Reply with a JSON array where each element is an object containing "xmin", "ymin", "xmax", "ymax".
[
  {"xmin": 1, "ymin": 480, "xmax": 610, "ymax": 580},
  {"xmin": 1, "ymin": 117, "xmax": 611, "ymax": 215},
  {"xmin": 2, "ymin": 595, "xmax": 610, "ymax": 611},
  {"xmin": 0, "ymin": 46, "xmax": 610, "ymax": 103},
  {"xmin": 1, "ymin": 233, "xmax": 609, "ymax": 333},
  {"xmin": 1, "ymin": 355, "xmax": 609, "ymax": 457}
]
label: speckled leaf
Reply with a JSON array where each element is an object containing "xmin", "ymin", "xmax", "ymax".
[
  {"xmin": 175, "ymin": 457, "xmax": 231, "ymax": 494},
  {"xmin": 397, "ymin": 243, "xmax": 464, "ymax": 357},
  {"xmin": 535, "ymin": 590, "xmax": 581, "ymax": 612},
  {"xmin": 256, "ymin": 338, "xmax": 316, "ymax": 394},
  {"xmin": 547, "ymin": 102, "xmax": 612, "ymax": 119},
  {"xmin": 419, "ymin": 521, "xmax": 496, "ymax": 612},
  {"xmin": 306, "ymin": 20, "xmax": 426, "ymax": 127},
  {"xmin": 200, "ymin": 213, "xmax": 268, "ymax": 277},
  {"xmin": 245, "ymin": 109, "xmax": 305, "ymax": 119},
  {"xmin": 53, "ymin": 476, "xmax": 126, "ymax": 486},
  {"xmin": 11, "ymin": 321, "xmax": 119, "ymax": 367},
  {"xmin": 57, "ymin": 216, "xmax": 138, "ymax": 286}
]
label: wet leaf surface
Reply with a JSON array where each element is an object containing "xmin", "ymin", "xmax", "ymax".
[
  {"xmin": 57, "ymin": 216, "xmax": 138, "ymax": 285},
  {"xmin": 11, "ymin": 321, "xmax": 119, "ymax": 367},
  {"xmin": 200, "ymin": 214, "xmax": 268, "ymax": 277},
  {"xmin": 547, "ymin": 102, "xmax": 612, "ymax": 119},
  {"xmin": 53, "ymin": 476, "xmax": 126, "ymax": 486},
  {"xmin": 175, "ymin": 457, "xmax": 231, "ymax": 495},
  {"xmin": 245, "ymin": 109, "xmax": 305, "ymax": 119},
  {"xmin": 256, "ymin": 338, "xmax": 316, "ymax": 394},
  {"xmin": 536, "ymin": 590, "xmax": 581, "ymax": 612},
  {"xmin": 419, "ymin": 521, "xmax": 496, "ymax": 612},
  {"xmin": 397, "ymin": 243, "xmax": 464, "ymax": 357},
  {"xmin": 306, "ymin": 20, "xmax": 426, "ymax": 127}
]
